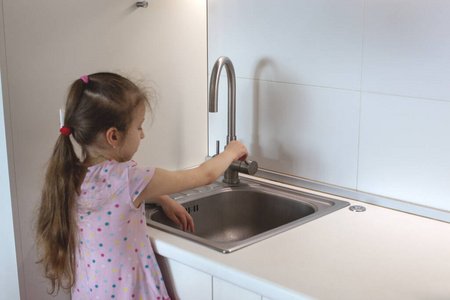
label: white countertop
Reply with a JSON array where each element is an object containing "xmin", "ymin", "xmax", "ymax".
[{"xmin": 146, "ymin": 178, "xmax": 450, "ymax": 300}]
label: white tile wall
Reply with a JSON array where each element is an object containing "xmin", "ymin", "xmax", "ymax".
[
  {"xmin": 362, "ymin": 0, "xmax": 450, "ymax": 101},
  {"xmin": 359, "ymin": 93, "xmax": 450, "ymax": 211},
  {"xmin": 208, "ymin": 0, "xmax": 450, "ymax": 211},
  {"xmin": 208, "ymin": 0, "xmax": 364, "ymax": 90},
  {"xmin": 209, "ymin": 77, "xmax": 360, "ymax": 189}
]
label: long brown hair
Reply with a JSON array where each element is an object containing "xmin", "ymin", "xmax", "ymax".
[{"xmin": 35, "ymin": 72, "xmax": 149, "ymax": 295}]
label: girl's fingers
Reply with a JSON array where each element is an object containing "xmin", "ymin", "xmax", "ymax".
[
  {"xmin": 180, "ymin": 214, "xmax": 188, "ymax": 232},
  {"xmin": 170, "ymin": 212, "xmax": 181, "ymax": 226},
  {"xmin": 186, "ymin": 213, "xmax": 195, "ymax": 233},
  {"xmin": 178, "ymin": 211, "xmax": 194, "ymax": 233}
]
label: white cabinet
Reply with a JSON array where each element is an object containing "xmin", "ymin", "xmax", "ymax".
[
  {"xmin": 213, "ymin": 277, "xmax": 261, "ymax": 300},
  {"xmin": 158, "ymin": 255, "xmax": 212, "ymax": 300},
  {"xmin": 158, "ymin": 255, "xmax": 272, "ymax": 300}
]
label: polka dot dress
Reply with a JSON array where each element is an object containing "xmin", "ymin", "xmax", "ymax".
[{"xmin": 72, "ymin": 160, "xmax": 171, "ymax": 300}]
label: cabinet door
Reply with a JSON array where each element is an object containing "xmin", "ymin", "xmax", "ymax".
[
  {"xmin": 158, "ymin": 255, "xmax": 212, "ymax": 300},
  {"xmin": 213, "ymin": 277, "xmax": 261, "ymax": 300}
]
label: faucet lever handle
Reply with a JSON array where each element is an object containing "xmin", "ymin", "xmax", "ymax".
[{"xmin": 229, "ymin": 160, "xmax": 258, "ymax": 175}]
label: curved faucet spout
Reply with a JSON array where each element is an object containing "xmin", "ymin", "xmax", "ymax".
[
  {"xmin": 209, "ymin": 56, "xmax": 258, "ymax": 184},
  {"xmin": 209, "ymin": 56, "xmax": 236, "ymax": 144}
]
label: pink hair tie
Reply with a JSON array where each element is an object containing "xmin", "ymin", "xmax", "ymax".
[
  {"xmin": 60, "ymin": 126, "xmax": 72, "ymax": 136},
  {"xmin": 80, "ymin": 75, "xmax": 89, "ymax": 84}
]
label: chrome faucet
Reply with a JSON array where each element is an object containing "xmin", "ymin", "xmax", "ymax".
[
  {"xmin": 209, "ymin": 56, "xmax": 258, "ymax": 184},
  {"xmin": 209, "ymin": 56, "xmax": 237, "ymax": 145}
]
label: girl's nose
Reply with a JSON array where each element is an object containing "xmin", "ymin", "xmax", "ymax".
[{"xmin": 141, "ymin": 131, "xmax": 145, "ymax": 139}]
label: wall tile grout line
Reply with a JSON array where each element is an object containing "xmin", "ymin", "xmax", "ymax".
[{"xmin": 356, "ymin": 0, "xmax": 367, "ymax": 191}]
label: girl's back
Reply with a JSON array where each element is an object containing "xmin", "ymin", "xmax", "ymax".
[{"xmin": 74, "ymin": 159, "xmax": 169, "ymax": 300}]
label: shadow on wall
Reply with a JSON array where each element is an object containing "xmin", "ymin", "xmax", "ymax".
[
  {"xmin": 250, "ymin": 58, "xmax": 270, "ymax": 160},
  {"xmin": 250, "ymin": 57, "xmax": 319, "ymax": 177}
]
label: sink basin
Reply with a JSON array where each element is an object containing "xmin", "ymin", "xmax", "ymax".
[{"xmin": 146, "ymin": 177, "xmax": 349, "ymax": 253}]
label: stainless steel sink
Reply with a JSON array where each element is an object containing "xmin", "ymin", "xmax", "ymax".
[{"xmin": 146, "ymin": 177, "xmax": 349, "ymax": 253}]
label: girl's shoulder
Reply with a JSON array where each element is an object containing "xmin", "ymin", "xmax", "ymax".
[
  {"xmin": 83, "ymin": 160, "xmax": 138, "ymax": 184},
  {"xmin": 86, "ymin": 159, "xmax": 137, "ymax": 173},
  {"xmin": 80, "ymin": 160, "xmax": 155, "ymax": 201},
  {"xmin": 85, "ymin": 159, "xmax": 154, "ymax": 182}
]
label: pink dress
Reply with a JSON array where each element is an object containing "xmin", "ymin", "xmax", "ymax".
[{"xmin": 72, "ymin": 159, "xmax": 171, "ymax": 300}]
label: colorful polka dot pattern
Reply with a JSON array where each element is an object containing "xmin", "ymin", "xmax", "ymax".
[{"xmin": 72, "ymin": 160, "xmax": 170, "ymax": 300}]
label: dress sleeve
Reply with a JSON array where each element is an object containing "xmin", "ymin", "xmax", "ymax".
[{"xmin": 127, "ymin": 161, "xmax": 156, "ymax": 202}]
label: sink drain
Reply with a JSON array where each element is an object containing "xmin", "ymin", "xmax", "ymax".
[{"xmin": 349, "ymin": 205, "xmax": 366, "ymax": 212}]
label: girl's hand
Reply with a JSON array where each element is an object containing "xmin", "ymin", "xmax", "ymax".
[
  {"xmin": 224, "ymin": 140, "xmax": 248, "ymax": 162},
  {"xmin": 157, "ymin": 195, "xmax": 194, "ymax": 233}
]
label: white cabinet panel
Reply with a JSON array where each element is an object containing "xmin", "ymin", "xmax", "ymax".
[
  {"xmin": 160, "ymin": 257, "xmax": 212, "ymax": 300},
  {"xmin": 213, "ymin": 277, "xmax": 261, "ymax": 300},
  {"xmin": 2, "ymin": 0, "xmax": 207, "ymax": 299}
]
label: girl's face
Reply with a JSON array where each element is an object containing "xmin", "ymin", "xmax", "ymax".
[{"xmin": 118, "ymin": 104, "xmax": 146, "ymax": 161}]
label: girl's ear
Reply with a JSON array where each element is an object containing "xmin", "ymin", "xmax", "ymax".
[{"xmin": 105, "ymin": 127, "xmax": 120, "ymax": 148}]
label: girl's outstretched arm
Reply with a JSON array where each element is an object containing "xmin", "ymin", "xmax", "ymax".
[{"xmin": 134, "ymin": 140, "xmax": 248, "ymax": 208}]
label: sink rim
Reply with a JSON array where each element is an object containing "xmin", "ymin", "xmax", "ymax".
[{"xmin": 146, "ymin": 177, "xmax": 350, "ymax": 253}]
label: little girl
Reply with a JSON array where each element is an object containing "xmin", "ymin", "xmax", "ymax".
[{"xmin": 35, "ymin": 72, "xmax": 248, "ymax": 300}]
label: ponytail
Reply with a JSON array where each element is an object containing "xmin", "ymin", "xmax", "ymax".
[{"xmin": 35, "ymin": 133, "xmax": 84, "ymax": 294}]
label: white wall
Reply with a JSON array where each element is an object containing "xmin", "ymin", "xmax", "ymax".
[
  {"xmin": 0, "ymin": 78, "xmax": 20, "ymax": 300},
  {"xmin": 0, "ymin": 9, "xmax": 21, "ymax": 296},
  {"xmin": 1, "ymin": 0, "xmax": 207, "ymax": 299},
  {"xmin": 0, "ymin": 1, "xmax": 21, "ymax": 298},
  {"xmin": 208, "ymin": 0, "xmax": 450, "ymax": 212}
]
